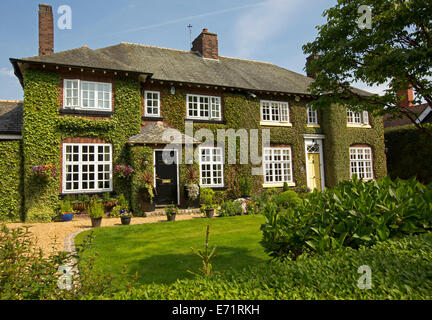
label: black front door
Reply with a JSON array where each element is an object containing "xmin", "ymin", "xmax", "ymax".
[{"xmin": 154, "ymin": 150, "xmax": 178, "ymax": 205}]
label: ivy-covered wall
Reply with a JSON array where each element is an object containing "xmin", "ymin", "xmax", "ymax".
[
  {"xmin": 321, "ymin": 103, "xmax": 387, "ymax": 187},
  {"xmin": 21, "ymin": 68, "xmax": 141, "ymax": 222},
  {"xmin": 0, "ymin": 140, "xmax": 23, "ymax": 222},
  {"xmin": 3, "ymin": 68, "xmax": 386, "ymax": 222}
]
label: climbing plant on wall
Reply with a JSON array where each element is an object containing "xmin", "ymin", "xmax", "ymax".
[
  {"xmin": 0, "ymin": 141, "xmax": 23, "ymax": 222},
  {"xmin": 20, "ymin": 69, "xmax": 142, "ymax": 222}
]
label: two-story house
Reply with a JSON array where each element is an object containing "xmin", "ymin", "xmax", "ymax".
[{"xmin": 0, "ymin": 4, "xmax": 386, "ymax": 222}]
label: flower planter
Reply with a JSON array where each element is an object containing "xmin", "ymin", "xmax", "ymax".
[
  {"xmin": 60, "ymin": 213, "xmax": 74, "ymax": 222},
  {"xmin": 166, "ymin": 214, "xmax": 176, "ymax": 221},
  {"xmin": 121, "ymin": 216, "xmax": 131, "ymax": 225},
  {"xmin": 205, "ymin": 208, "xmax": 215, "ymax": 218},
  {"xmin": 91, "ymin": 217, "xmax": 103, "ymax": 227}
]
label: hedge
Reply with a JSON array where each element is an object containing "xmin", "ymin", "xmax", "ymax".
[
  {"xmin": 385, "ymin": 124, "xmax": 432, "ymax": 184},
  {"xmin": 104, "ymin": 233, "xmax": 432, "ymax": 300}
]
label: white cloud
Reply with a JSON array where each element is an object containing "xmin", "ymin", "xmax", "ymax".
[
  {"xmin": 233, "ymin": 0, "xmax": 302, "ymax": 58},
  {"xmin": 0, "ymin": 68, "xmax": 14, "ymax": 78}
]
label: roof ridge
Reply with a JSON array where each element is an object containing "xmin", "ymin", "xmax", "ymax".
[
  {"xmin": 119, "ymin": 42, "xmax": 192, "ymax": 54},
  {"xmin": 219, "ymin": 55, "xmax": 274, "ymax": 65}
]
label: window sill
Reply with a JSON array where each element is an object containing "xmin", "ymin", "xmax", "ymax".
[
  {"xmin": 142, "ymin": 116, "xmax": 163, "ymax": 121},
  {"xmin": 200, "ymin": 186, "xmax": 226, "ymax": 191},
  {"xmin": 60, "ymin": 108, "xmax": 114, "ymax": 117},
  {"xmin": 262, "ymin": 182, "xmax": 296, "ymax": 188},
  {"xmin": 260, "ymin": 121, "xmax": 292, "ymax": 127},
  {"xmin": 347, "ymin": 123, "xmax": 371, "ymax": 129},
  {"xmin": 61, "ymin": 189, "xmax": 113, "ymax": 195},
  {"xmin": 306, "ymin": 124, "xmax": 320, "ymax": 128},
  {"xmin": 185, "ymin": 119, "xmax": 226, "ymax": 124}
]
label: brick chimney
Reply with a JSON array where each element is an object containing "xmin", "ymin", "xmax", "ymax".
[
  {"xmin": 397, "ymin": 86, "xmax": 414, "ymax": 108},
  {"xmin": 191, "ymin": 28, "xmax": 218, "ymax": 59},
  {"xmin": 306, "ymin": 54, "xmax": 320, "ymax": 79},
  {"xmin": 39, "ymin": 4, "xmax": 54, "ymax": 56}
]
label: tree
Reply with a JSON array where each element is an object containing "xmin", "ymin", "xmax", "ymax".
[{"xmin": 303, "ymin": 0, "xmax": 432, "ymax": 135}]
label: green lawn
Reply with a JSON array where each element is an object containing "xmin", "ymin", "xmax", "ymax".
[{"xmin": 75, "ymin": 215, "xmax": 268, "ymax": 284}]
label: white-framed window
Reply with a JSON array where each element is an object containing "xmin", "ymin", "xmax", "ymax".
[
  {"xmin": 263, "ymin": 147, "xmax": 293, "ymax": 184},
  {"xmin": 187, "ymin": 94, "xmax": 221, "ymax": 120},
  {"xmin": 307, "ymin": 106, "xmax": 319, "ymax": 124},
  {"xmin": 347, "ymin": 109, "xmax": 369, "ymax": 125},
  {"xmin": 199, "ymin": 146, "xmax": 224, "ymax": 187},
  {"xmin": 63, "ymin": 79, "xmax": 112, "ymax": 111},
  {"xmin": 63, "ymin": 143, "xmax": 112, "ymax": 193},
  {"xmin": 349, "ymin": 147, "xmax": 373, "ymax": 180},
  {"xmin": 144, "ymin": 91, "xmax": 160, "ymax": 117},
  {"xmin": 261, "ymin": 100, "xmax": 290, "ymax": 123}
]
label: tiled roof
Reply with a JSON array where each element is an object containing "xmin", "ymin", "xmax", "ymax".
[
  {"xmin": 128, "ymin": 122, "xmax": 201, "ymax": 145},
  {"xmin": 0, "ymin": 100, "xmax": 23, "ymax": 134},
  {"xmin": 13, "ymin": 43, "xmax": 372, "ymax": 96},
  {"xmin": 383, "ymin": 103, "xmax": 429, "ymax": 128}
]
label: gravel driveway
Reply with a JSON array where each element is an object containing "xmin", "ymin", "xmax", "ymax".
[{"xmin": 5, "ymin": 214, "xmax": 203, "ymax": 254}]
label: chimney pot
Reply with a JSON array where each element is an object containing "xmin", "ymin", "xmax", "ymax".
[
  {"xmin": 192, "ymin": 28, "xmax": 218, "ymax": 59},
  {"xmin": 38, "ymin": 4, "xmax": 54, "ymax": 56}
]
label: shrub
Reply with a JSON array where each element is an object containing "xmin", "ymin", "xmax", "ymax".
[
  {"xmin": 200, "ymin": 188, "xmax": 215, "ymax": 207},
  {"xmin": 0, "ymin": 225, "xmax": 137, "ymax": 300},
  {"xmin": 239, "ymin": 175, "xmax": 253, "ymax": 197},
  {"xmin": 385, "ymin": 124, "xmax": 432, "ymax": 184},
  {"xmin": 88, "ymin": 200, "xmax": 104, "ymax": 219},
  {"xmin": 219, "ymin": 200, "xmax": 243, "ymax": 217},
  {"xmin": 118, "ymin": 194, "xmax": 128, "ymax": 211},
  {"xmin": 282, "ymin": 182, "xmax": 289, "ymax": 192},
  {"xmin": 110, "ymin": 205, "xmax": 122, "ymax": 218},
  {"xmin": 274, "ymin": 190, "xmax": 302, "ymax": 208},
  {"xmin": 107, "ymin": 233, "xmax": 432, "ymax": 300},
  {"xmin": 60, "ymin": 200, "xmax": 74, "ymax": 213},
  {"xmin": 261, "ymin": 176, "xmax": 432, "ymax": 260}
]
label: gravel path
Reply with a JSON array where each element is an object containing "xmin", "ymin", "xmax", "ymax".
[{"xmin": 5, "ymin": 214, "xmax": 203, "ymax": 254}]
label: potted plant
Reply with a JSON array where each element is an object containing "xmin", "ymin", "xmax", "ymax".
[
  {"xmin": 120, "ymin": 210, "xmax": 132, "ymax": 225},
  {"xmin": 200, "ymin": 188, "xmax": 216, "ymax": 218},
  {"xmin": 141, "ymin": 171, "xmax": 156, "ymax": 212},
  {"xmin": 117, "ymin": 194, "xmax": 132, "ymax": 225},
  {"xmin": 184, "ymin": 166, "xmax": 200, "ymax": 208},
  {"xmin": 165, "ymin": 204, "xmax": 179, "ymax": 221},
  {"xmin": 88, "ymin": 197, "xmax": 104, "ymax": 227},
  {"xmin": 60, "ymin": 200, "xmax": 74, "ymax": 222}
]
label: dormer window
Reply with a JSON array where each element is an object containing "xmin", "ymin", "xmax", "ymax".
[{"xmin": 63, "ymin": 79, "xmax": 112, "ymax": 111}]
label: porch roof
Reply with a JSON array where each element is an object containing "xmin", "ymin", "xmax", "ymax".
[{"xmin": 128, "ymin": 122, "xmax": 201, "ymax": 145}]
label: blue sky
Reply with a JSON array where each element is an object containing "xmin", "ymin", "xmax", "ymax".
[{"xmin": 0, "ymin": 0, "xmax": 385, "ymax": 100}]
